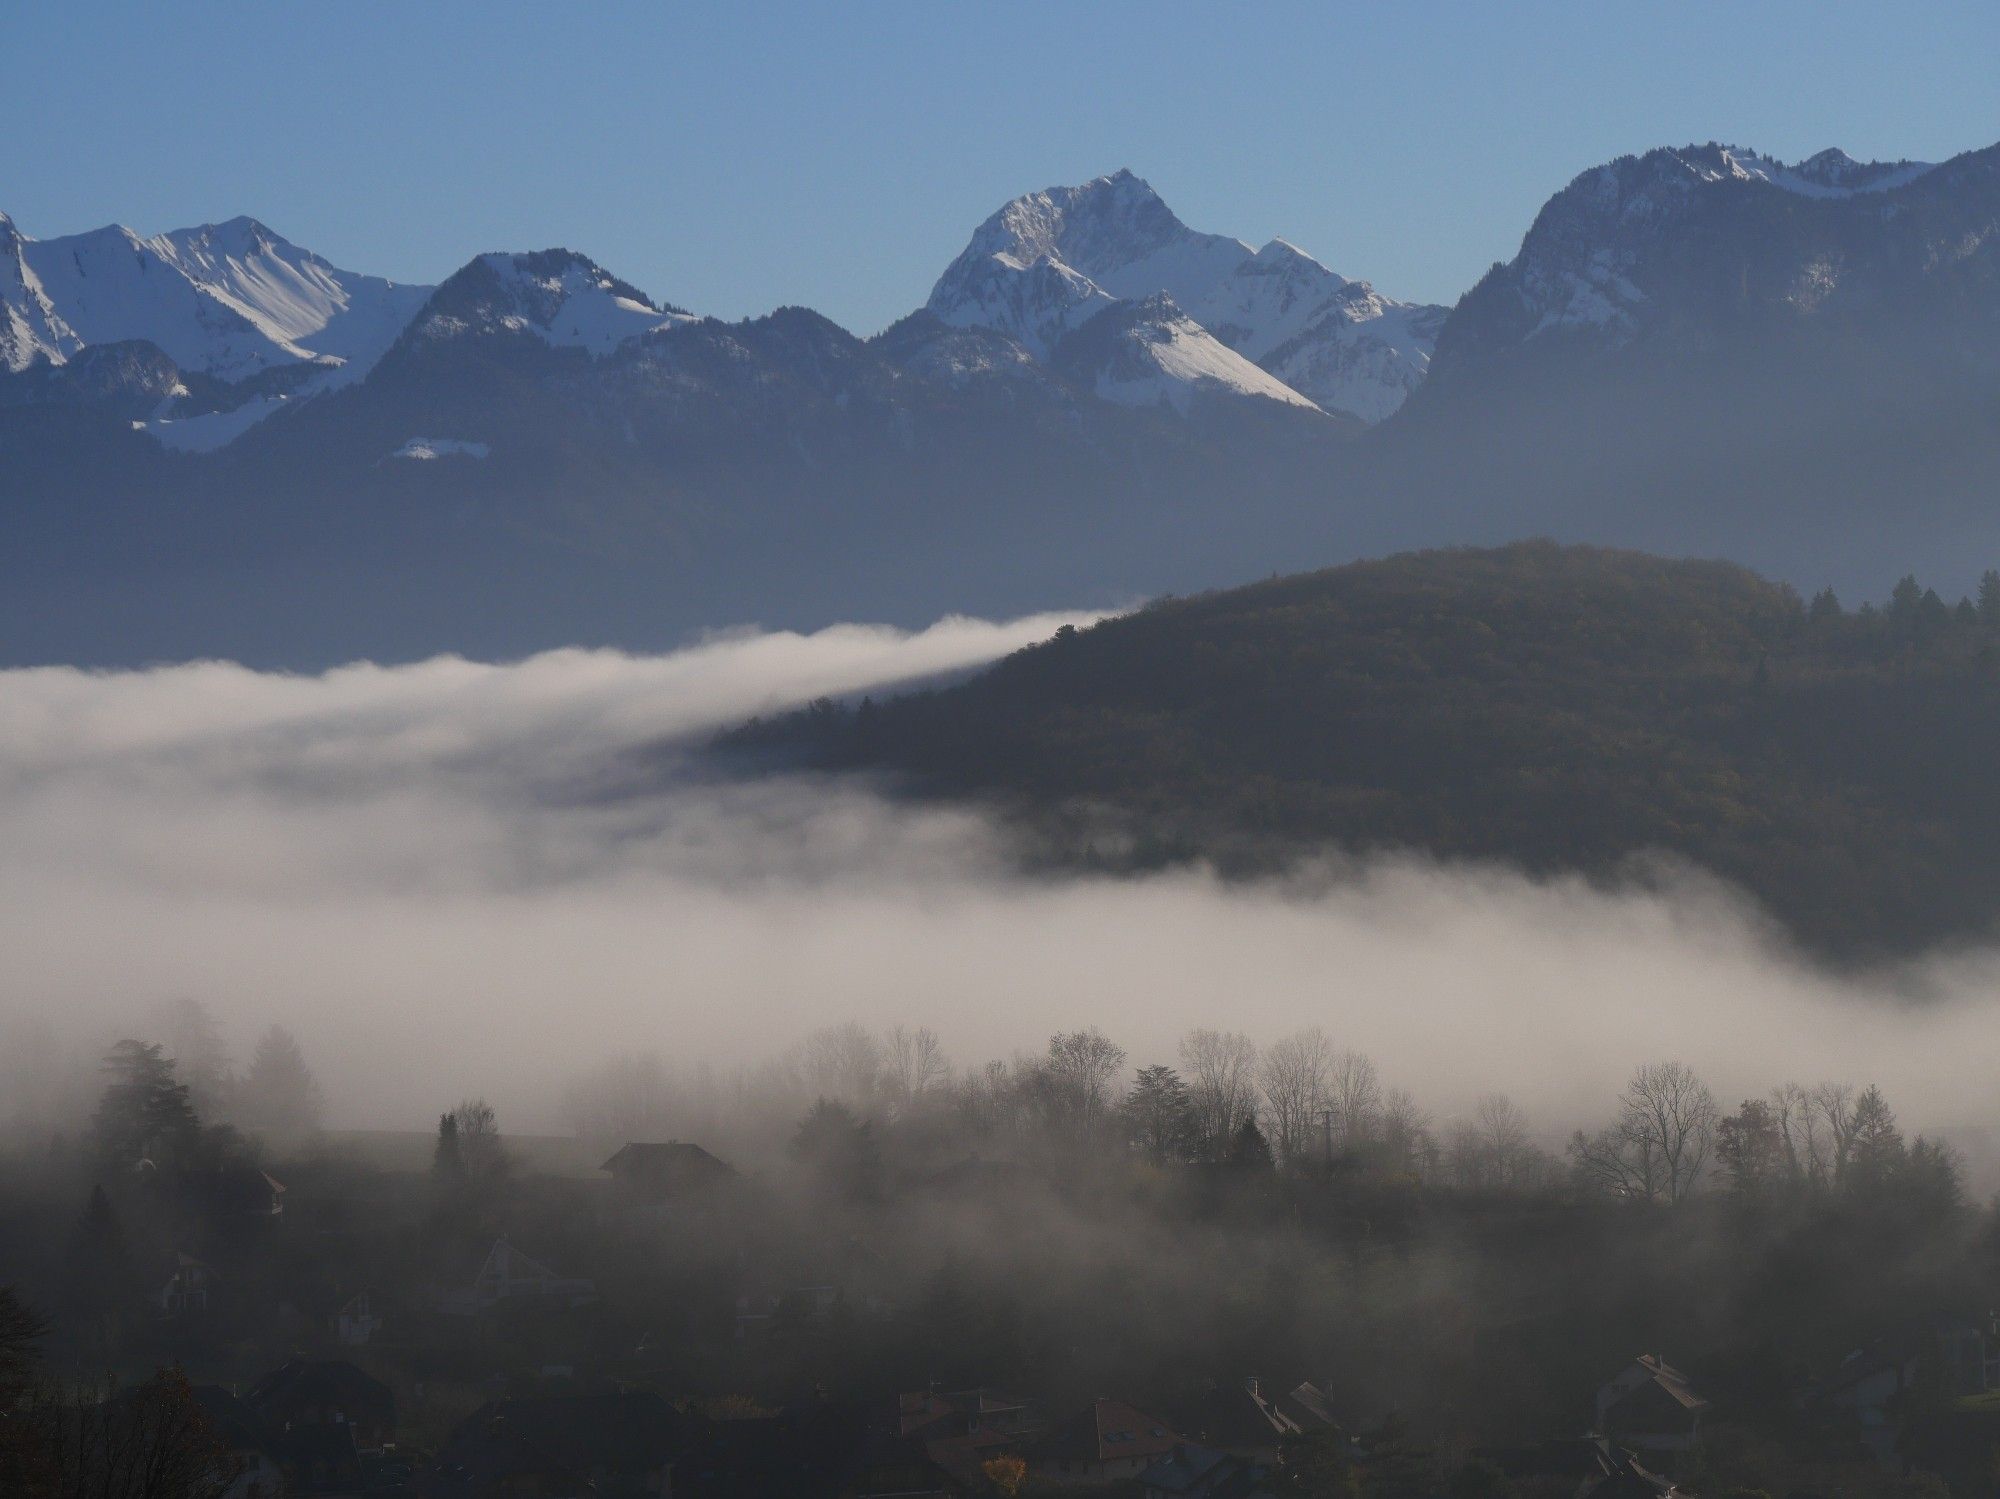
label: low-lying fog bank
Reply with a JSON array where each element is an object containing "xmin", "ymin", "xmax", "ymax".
[{"xmin": 2, "ymin": 614, "xmax": 1997, "ymax": 1184}]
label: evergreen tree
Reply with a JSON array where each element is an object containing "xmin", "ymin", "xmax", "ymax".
[
  {"xmin": 91, "ymin": 1040, "xmax": 199, "ymax": 1168},
  {"xmin": 236, "ymin": 1026, "xmax": 325, "ymax": 1133},
  {"xmin": 153, "ymin": 998, "xmax": 234, "ymax": 1118},
  {"xmin": 1845, "ymin": 1085, "xmax": 1905, "ymax": 1197},
  {"xmin": 1979, "ymin": 569, "xmax": 2000, "ymax": 628},
  {"xmin": 1716, "ymin": 1098, "xmax": 1786, "ymax": 1201},
  {"xmin": 790, "ymin": 1098, "xmax": 882, "ymax": 1203},
  {"xmin": 1889, "ymin": 574, "xmax": 1924, "ymax": 624},
  {"xmin": 1918, "ymin": 587, "xmax": 1951, "ymax": 639},
  {"xmin": 62, "ymin": 1185, "xmax": 133, "ymax": 1325},
  {"xmin": 432, "ymin": 1111, "xmax": 464, "ymax": 1181},
  {"xmin": 1226, "ymin": 1115, "xmax": 1276, "ymax": 1173},
  {"xmin": 1807, "ymin": 587, "xmax": 1843, "ymax": 624},
  {"xmin": 1123, "ymin": 1065, "xmax": 1195, "ymax": 1164},
  {"xmin": 1902, "ymin": 1136, "xmax": 1964, "ymax": 1221}
]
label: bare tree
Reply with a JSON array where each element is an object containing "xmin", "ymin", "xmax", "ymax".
[
  {"xmin": 1326, "ymin": 1050, "xmax": 1383, "ymax": 1152},
  {"xmin": 800, "ymin": 1023, "xmax": 884, "ymax": 1106},
  {"xmin": 1809, "ymin": 1081, "xmax": 1858, "ymax": 1186},
  {"xmin": 1042, "ymin": 1029, "xmax": 1127, "ymax": 1140},
  {"xmin": 1569, "ymin": 1061, "xmax": 1717, "ymax": 1205},
  {"xmin": 884, "ymin": 1026, "xmax": 950, "ymax": 1112},
  {"xmin": 1444, "ymin": 1094, "xmax": 1536, "ymax": 1189},
  {"xmin": 1378, "ymin": 1087, "xmax": 1436, "ymax": 1179},
  {"xmin": 1475, "ymin": 1093, "xmax": 1532, "ymax": 1183},
  {"xmin": 23, "ymin": 1366, "xmax": 233, "ymax": 1499},
  {"xmin": 451, "ymin": 1097, "xmax": 510, "ymax": 1186},
  {"xmin": 1258, "ymin": 1029, "xmax": 1333, "ymax": 1167},
  {"xmin": 1178, "ymin": 1029, "xmax": 1259, "ymax": 1159}
]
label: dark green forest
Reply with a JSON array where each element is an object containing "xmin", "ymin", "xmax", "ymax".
[{"xmin": 735, "ymin": 542, "xmax": 2000, "ymax": 956}]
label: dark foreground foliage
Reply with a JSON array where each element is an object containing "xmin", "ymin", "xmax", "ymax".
[{"xmin": 737, "ymin": 542, "xmax": 2000, "ymax": 956}]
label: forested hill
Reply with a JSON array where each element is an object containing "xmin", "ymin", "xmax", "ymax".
[{"xmin": 735, "ymin": 542, "xmax": 2000, "ymax": 957}]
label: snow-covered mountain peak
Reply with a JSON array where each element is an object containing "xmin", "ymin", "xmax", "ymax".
[
  {"xmin": 411, "ymin": 250, "xmax": 694, "ymax": 356},
  {"xmin": 0, "ymin": 209, "xmax": 439, "ymax": 386},
  {"xmin": 929, "ymin": 171, "xmax": 1441, "ymax": 420},
  {"xmin": 16, "ymin": 221, "xmax": 314, "ymax": 380},
  {"xmin": 1000, "ymin": 170, "xmax": 1243, "ymax": 284},
  {"xmin": 152, "ymin": 216, "xmax": 433, "ymax": 374},
  {"xmin": 0, "ymin": 215, "xmax": 79, "ymax": 373},
  {"xmin": 927, "ymin": 169, "xmax": 1257, "ymax": 356}
]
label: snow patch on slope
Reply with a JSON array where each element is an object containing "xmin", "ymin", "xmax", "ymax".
[
  {"xmin": 1062, "ymin": 296, "xmax": 1321, "ymax": 415},
  {"xmin": 141, "ymin": 395, "xmax": 294, "ymax": 453},
  {"xmin": 1681, "ymin": 145, "xmax": 1938, "ymax": 199},
  {"xmin": 475, "ymin": 252, "xmax": 693, "ymax": 354},
  {"xmin": 392, "ymin": 436, "xmax": 490, "ymax": 460},
  {"xmin": 930, "ymin": 170, "xmax": 1441, "ymax": 420},
  {"xmin": 21, "ymin": 224, "xmax": 323, "ymax": 381},
  {"xmin": 157, "ymin": 217, "xmax": 432, "ymax": 376}
]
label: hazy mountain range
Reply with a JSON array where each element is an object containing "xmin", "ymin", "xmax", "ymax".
[{"xmin": 4, "ymin": 139, "xmax": 1999, "ymax": 665}]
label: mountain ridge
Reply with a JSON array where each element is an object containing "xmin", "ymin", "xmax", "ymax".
[
  {"xmin": 6, "ymin": 138, "xmax": 2000, "ymax": 666},
  {"xmin": 733, "ymin": 540, "xmax": 2000, "ymax": 958}
]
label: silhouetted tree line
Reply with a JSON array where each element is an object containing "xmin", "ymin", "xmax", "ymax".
[{"xmin": 732, "ymin": 544, "xmax": 2000, "ymax": 956}]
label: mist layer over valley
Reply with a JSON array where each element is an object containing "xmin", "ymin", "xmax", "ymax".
[{"xmin": 5, "ymin": 599, "xmax": 1998, "ymax": 1185}]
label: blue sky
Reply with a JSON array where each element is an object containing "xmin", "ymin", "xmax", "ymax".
[{"xmin": 5, "ymin": 1, "xmax": 1996, "ymax": 332}]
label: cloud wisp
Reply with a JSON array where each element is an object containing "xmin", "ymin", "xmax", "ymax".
[{"xmin": 3, "ymin": 612, "xmax": 1998, "ymax": 1169}]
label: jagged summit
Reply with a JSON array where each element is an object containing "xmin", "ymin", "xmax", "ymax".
[
  {"xmin": 928, "ymin": 170, "xmax": 1442, "ymax": 421},
  {"xmin": 1657, "ymin": 142, "xmax": 1938, "ymax": 198},
  {"xmin": 1439, "ymin": 141, "xmax": 1960, "ymax": 353},
  {"xmin": 0, "ymin": 209, "xmax": 436, "ymax": 385},
  {"xmin": 404, "ymin": 249, "xmax": 694, "ymax": 355}
]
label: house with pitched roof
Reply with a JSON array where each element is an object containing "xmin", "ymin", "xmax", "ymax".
[
  {"xmin": 246, "ymin": 1358, "xmax": 397, "ymax": 1453},
  {"xmin": 1166, "ymin": 1377, "xmax": 1338, "ymax": 1465},
  {"xmin": 1594, "ymin": 1356, "xmax": 1709, "ymax": 1453},
  {"xmin": 601, "ymin": 1141, "xmax": 737, "ymax": 1204},
  {"xmin": 899, "ymin": 1387, "xmax": 1045, "ymax": 1488},
  {"xmin": 440, "ymin": 1236, "xmax": 597, "ymax": 1315},
  {"xmin": 1022, "ymin": 1398, "xmax": 1181, "ymax": 1487},
  {"xmin": 1140, "ymin": 1442, "xmax": 1276, "ymax": 1498}
]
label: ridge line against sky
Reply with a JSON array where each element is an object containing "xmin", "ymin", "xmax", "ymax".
[{"xmin": 4, "ymin": 1, "xmax": 1996, "ymax": 335}]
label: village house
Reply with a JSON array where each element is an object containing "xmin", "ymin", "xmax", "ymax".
[
  {"xmin": 246, "ymin": 1357, "xmax": 397, "ymax": 1453},
  {"xmin": 192, "ymin": 1163, "xmax": 287, "ymax": 1220},
  {"xmin": 1594, "ymin": 1356, "xmax": 1709, "ymax": 1455},
  {"xmin": 1166, "ymin": 1376, "xmax": 1337, "ymax": 1464},
  {"xmin": 335, "ymin": 1289, "xmax": 386, "ymax": 1346},
  {"xmin": 1813, "ymin": 1316, "xmax": 2000, "ymax": 1468},
  {"xmin": 440, "ymin": 1236, "xmax": 598, "ymax": 1315},
  {"xmin": 1140, "ymin": 1441, "xmax": 1276, "ymax": 1498},
  {"xmin": 1021, "ymin": 1398, "xmax": 1181, "ymax": 1487},
  {"xmin": 158, "ymin": 1251, "xmax": 218, "ymax": 1317},
  {"xmin": 899, "ymin": 1386, "xmax": 1046, "ymax": 1487},
  {"xmin": 600, "ymin": 1140, "xmax": 737, "ymax": 1205}
]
